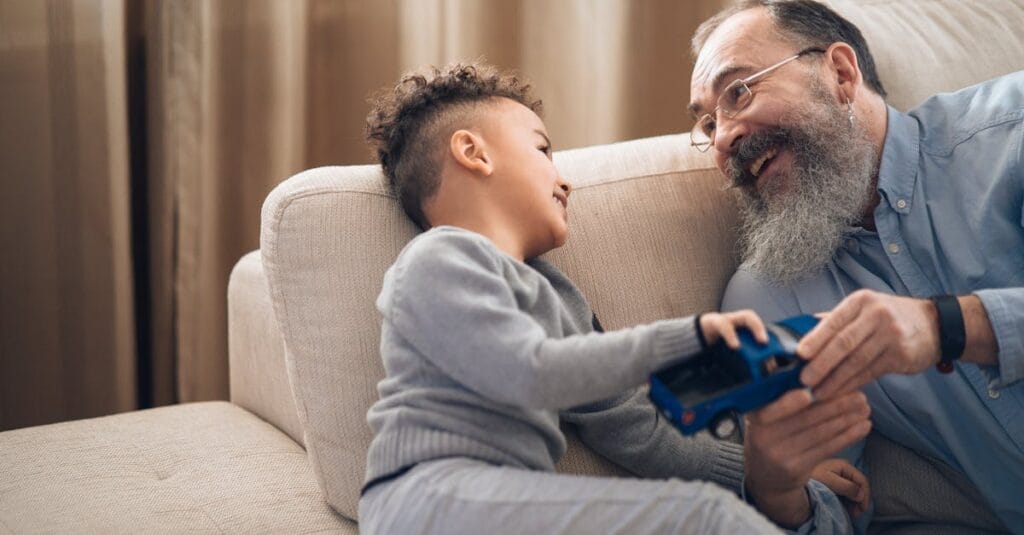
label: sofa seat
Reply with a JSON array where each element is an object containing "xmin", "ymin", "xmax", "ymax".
[{"xmin": 0, "ymin": 401, "xmax": 355, "ymax": 533}]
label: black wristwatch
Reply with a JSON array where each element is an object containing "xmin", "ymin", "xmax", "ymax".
[{"xmin": 930, "ymin": 295, "xmax": 965, "ymax": 374}]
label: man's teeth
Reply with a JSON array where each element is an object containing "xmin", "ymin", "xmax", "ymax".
[{"xmin": 750, "ymin": 148, "xmax": 778, "ymax": 178}]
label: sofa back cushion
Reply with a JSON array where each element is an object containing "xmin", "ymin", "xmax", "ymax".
[
  {"xmin": 260, "ymin": 0, "xmax": 1024, "ymax": 522},
  {"xmin": 824, "ymin": 0, "xmax": 1024, "ymax": 112}
]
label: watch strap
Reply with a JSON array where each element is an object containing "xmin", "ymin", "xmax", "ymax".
[{"xmin": 931, "ymin": 295, "xmax": 965, "ymax": 374}]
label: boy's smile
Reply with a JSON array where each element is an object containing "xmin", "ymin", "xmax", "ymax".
[{"xmin": 478, "ymin": 98, "xmax": 573, "ymax": 259}]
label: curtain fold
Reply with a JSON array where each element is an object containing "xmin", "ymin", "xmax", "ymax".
[
  {"xmin": 0, "ymin": 0, "xmax": 136, "ymax": 429},
  {"xmin": 1, "ymin": 0, "xmax": 726, "ymax": 427}
]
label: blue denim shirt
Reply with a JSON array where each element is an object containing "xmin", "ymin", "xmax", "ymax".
[{"xmin": 723, "ymin": 71, "xmax": 1024, "ymax": 533}]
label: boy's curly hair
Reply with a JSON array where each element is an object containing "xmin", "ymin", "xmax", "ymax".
[{"xmin": 366, "ymin": 62, "xmax": 542, "ymax": 229}]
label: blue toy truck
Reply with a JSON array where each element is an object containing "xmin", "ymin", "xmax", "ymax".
[{"xmin": 649, "ymin": 314, "xmax": 819, "ymax": 439}]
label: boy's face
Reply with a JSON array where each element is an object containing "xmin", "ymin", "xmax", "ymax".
[{"xmin": 482, "ymin": 99, "xmax": 572, "ymax": 257}]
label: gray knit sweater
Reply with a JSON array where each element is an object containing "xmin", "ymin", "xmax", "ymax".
[{"xmin": 364, "ymin": 226, "xmax": 745, "ymax": 493}]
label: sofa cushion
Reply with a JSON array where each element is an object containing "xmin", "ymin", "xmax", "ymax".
[
  {"xmin": 260, "ymin": 135, "xmax": 732, "ymax": 520},
  {"xmin": 0, "ymin": 401, "xmax": 355, "ymax": 533},
  {"xmin": 228, "ymin": 250, "xmax": 305, "ymax": 447},
  {"xmin": 825, "ymin": 0, "xmax": 1024, "ymax": 112}
]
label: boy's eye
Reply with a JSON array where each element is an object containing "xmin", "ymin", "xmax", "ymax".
[{"xmin": 539, "ymin": 145, "xmax": 551, "ymax": 155}]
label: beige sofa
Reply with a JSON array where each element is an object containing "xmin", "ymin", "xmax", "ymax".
[{"xmin": 2, "ymin": 1, "xmax": 1022, "ymax": 532}]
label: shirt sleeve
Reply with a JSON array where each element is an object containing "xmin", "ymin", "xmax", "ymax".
[
  {"xmin": 561, "ymin": 387, "xmax": 746, "ymax": 493},
  {"xmin": 384, "ymin": 231, "xmax": 704, "ymax": 410},
  {"xmin": 974, "ymin": 288, "xmax": 1024, "ymax": 387},
  {"xmin": 789, "ymin": 480, "xmax": 856, "ymax": 535}
]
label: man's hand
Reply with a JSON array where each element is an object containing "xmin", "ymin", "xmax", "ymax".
[
  {"xmin": 744, "ymin": 389, "xmax": 872, "ymax": 528},
  {"xmin": 796, "ymin": 290, "xmax": 943, "ymax": 399},
  {"xmin": 811, "ymin": 458, "xmax": 870, "ymax": 519}
]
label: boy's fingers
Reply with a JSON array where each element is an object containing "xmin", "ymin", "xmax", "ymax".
[
  {"xmin": 818, "ymin": 473, "xmax": 860, "ymax": 500},
  {"xmin": 719, "ymin": 318, "xmax": 740, "ymax": 349},
  {"xmin": 736, "ymin": 310, "xmax": 769, "ymax": 344}
]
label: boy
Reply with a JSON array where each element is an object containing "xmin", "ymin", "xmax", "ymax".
[{"xmin": 359, "ymin": 63, "xmax": 864, "ymax": 533}]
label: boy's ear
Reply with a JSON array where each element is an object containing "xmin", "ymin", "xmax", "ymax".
[{"xmin": 449, "ymin": 129, "xmax": 493, "ymax": 176}]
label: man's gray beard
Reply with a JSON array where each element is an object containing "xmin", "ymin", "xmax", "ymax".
[{"xmin": 734, "ymin": 95, "xmax": 878, "ymax": 285}]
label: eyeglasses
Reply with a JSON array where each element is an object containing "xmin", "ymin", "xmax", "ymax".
[{"xmin": 690, "ymin": 47, "xmax": 825, "ymax": 152}]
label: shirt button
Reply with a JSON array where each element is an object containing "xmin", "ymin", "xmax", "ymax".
[
  {"xmin": 888, "ymin": 243, "xmax": 900, "ymax": 254},
  {"xmin": 896, "ymin": 199, "xmax": 907, "ymax": 209},
  {"xmin": 988, "ymin": 387, "xmax": 1001, "ymax": 399}
]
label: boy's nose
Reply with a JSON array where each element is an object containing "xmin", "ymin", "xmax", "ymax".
[{"xmin": 558, "ymin": 177, "xmax": 572, "ymax": 196}]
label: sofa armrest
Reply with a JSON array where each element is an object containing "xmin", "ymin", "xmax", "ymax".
[{"xmin": 228, "ymin": 250, "xmax": 304, "ymax": 446}]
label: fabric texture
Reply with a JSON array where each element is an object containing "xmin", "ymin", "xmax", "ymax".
[
  {"xmin": 360, "ymin": 457, "xmax": 781, "ymax": 535},
  {"xmin": 823, "ymin": 0, "xmax": 1024, "ymax": 111},
  {"xmin": 228, "ymin": 251, "xmax": 305, "ymax": 446},
  {"xmin": 721, "ymin": 73, "xmax": 1024, "ymax": 532},
  {"xmin": 0, "ymin": 402, "xmax": 355, "ymax": 534}
]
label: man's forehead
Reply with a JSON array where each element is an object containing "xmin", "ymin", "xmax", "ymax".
[{"xmin": 689, "ymin": 8, "xmax": 789, "ymax": 113}]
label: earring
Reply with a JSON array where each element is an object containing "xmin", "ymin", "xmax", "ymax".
[{"xmin": 847, "ymin": 98, "xmax": 855, "ymax": 128}]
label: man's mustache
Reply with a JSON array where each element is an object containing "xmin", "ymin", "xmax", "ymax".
[{"xmin": 727, "ymin": 128, "xmax": 793, "ymax": 189}]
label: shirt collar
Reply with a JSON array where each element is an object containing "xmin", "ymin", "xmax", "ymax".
[{"xmin": 876, "ymin": 105, "xmax": 920, "ymax": 215}]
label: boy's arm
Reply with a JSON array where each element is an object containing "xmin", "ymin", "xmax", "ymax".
[
  {"xmin": 387, "ymin": 231, "xmax": 703, "ymax": 410},
  {"xmin": 561, "ymin": 388, "xmax": 746, "ymax": 493}
]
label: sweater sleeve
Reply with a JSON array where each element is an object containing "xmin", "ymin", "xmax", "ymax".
[
  {"xmin": 561, "ymin": 388, "xmax": 746, "ymax": 494},
  {"xmin": 384, "ymin": 230, "xmax": 703, "ymax": 410}
]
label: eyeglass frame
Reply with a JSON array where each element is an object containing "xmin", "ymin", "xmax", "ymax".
[{"xmin": 690, "ymin": 47, "xmax": 826, "ymax": 152}]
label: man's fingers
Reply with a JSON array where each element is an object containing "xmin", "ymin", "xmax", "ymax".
[
  {"xmin": 811, "ymin": 336, "xmax": 885, "ymax": 399},
  {"xmin": 800, "ymin": 301, "xmax": 878, "ymax": 387},
  {"xmin": 796, "ymin": 419, "xmax": 872, "ymax": 473},
  {"xmin": 816, "ymin": 356, "xmax": 888, "ymax": 400},
  {"xmin": 765, "ymin": 391, "xmax": 869, "ymax": 439},
  {"xmin": 797, "ymin": 293, "xmax": 865, "ymax": 358},
  {"xmin": 748, "ymin": 388, "xmax": 814, "ymax": 425}
]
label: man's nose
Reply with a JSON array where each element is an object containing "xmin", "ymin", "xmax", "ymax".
[{"xmin": 713, "ymin": 113, "xmax": 749, "ymax": 154}]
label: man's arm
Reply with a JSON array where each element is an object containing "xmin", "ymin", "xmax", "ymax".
[{"xmin": 797, "ymin": 288, "xmax": 1022, "ymax": 399}]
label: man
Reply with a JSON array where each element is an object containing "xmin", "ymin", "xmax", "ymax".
[{"xmin": 688, "ymin": 0, "xmax": 1023, "ymax": 532}]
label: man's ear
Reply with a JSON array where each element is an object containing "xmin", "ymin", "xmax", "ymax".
[
  {"xmin": 825, "ymin": 42, "xmax": 862, "ymax": 103},
  {"xmin": 449, "ymin": 129, "xmax": 493, "ymax": 176}
]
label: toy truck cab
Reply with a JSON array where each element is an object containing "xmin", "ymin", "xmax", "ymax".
[{"xmin": 649, "ymin": 315, "xmax": 819, "ymax": 439}]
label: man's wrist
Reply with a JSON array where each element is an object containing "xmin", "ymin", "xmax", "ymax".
[
  {"xmin": 959, "ymin": 295, "xmax": 998, "ymax": 366},
  {"xmin": 747, "ymin": 484, "xmax": 811, "ymax": 529}
]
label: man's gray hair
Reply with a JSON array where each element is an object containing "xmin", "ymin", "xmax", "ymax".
[{"xmin": 692, "ymin": 0, "xmax": 887, "ymax": 98}]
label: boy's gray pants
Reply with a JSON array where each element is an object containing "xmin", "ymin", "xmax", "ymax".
[{"xmin": 358, "ymin": 458, "xmax": 782, "ymax": 534}]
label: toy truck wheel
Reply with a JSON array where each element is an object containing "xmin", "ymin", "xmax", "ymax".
[{"xmin": 710, "ymin": 411, "xmax": 739, "ymax": 440}]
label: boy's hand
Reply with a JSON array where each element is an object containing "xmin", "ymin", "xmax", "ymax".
[
  {"xmin": 811, "ymin": 458, "xmax": 871, "ymax": 519},
  {"xmin": 699, "ymin": 310, "xmax": 770, "ymax": 349}
]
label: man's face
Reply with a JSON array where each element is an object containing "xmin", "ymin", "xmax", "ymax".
[{"xmin": 689, "ymin": 8, "xmax": 878, "ymax": 283}]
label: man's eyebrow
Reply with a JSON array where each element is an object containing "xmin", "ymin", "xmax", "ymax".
[{"xmin": 688, "ymin": 64, "xmax": 754, "ymax": 116}]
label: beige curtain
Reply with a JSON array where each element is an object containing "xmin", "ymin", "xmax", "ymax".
[
  {"xmin": 0, "ymin": 0, "xmax": 136, "ymax": 429},
  {"xmin": 1, "ymin": 0, "xmax": 726, "ymax": 428}
]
